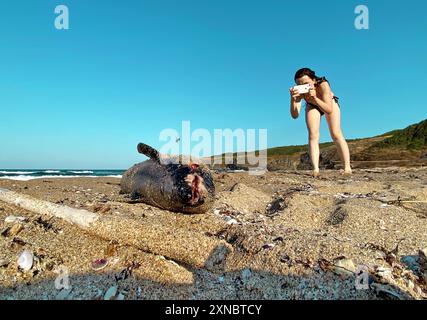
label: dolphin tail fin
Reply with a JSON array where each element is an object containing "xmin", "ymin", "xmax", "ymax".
[{"xmin": 137, "ymin": 143, "xmax": 160, "ymax": 162}]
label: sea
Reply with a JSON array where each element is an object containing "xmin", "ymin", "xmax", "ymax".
[{"xmin": 0, "ymin": 169, "xmax": 124, "ymax": 181}]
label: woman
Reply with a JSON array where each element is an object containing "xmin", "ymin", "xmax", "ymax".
[{"xmin": 290, "ymin": 68, "xmax": 352, "ymax": 177}]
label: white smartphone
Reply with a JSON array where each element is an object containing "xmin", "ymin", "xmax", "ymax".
[{"xmin": 292, "ymin": 84, "xmax": 311, "ymax": 95}]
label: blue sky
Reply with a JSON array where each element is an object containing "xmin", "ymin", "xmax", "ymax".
[{"xmin": 0, "ymin": 0, "xmax": 426, "ymax": 169}]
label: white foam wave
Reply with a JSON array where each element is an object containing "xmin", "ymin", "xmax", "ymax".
[
  {"xmin": 44, "ymin": 170, "xmax": 61, "ymax": 173},
  {"xmin": 69, "ymin": 171, "xmax": 94, "ymax": 174},
  {"xmin": 0, "ymin": 171, "xmax": 36, "ymax": 175}
]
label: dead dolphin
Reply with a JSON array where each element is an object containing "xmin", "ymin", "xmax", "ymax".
[{"xmin": 120, "ymin": 143, "xmax": 215, "ymax": 214}]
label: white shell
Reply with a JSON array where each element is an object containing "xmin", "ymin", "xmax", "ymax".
[
  {"xmin": 226, "ymin": 219, "xmax": 238, "ymax": 225},
  {"xmin": 18, "ymin": 249, "xmax": 33, "ymax": 271},
  {"xmin": 5, "ymin": 216, "xmax": 26, "ymax": 223}
]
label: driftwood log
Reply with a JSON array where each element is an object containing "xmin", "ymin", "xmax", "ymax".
[{"xmin": 0, "ymin": 188, "xmax": 231, "ymax": 270}]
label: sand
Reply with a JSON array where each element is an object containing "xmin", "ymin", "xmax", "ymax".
[{"xmin": 0, "ymin": 167, "xmax": 426, "ymax": 300}]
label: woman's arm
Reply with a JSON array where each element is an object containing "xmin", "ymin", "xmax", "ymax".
[
  {"xmin": 305, "ymin": 82, "xmax": 334, "ymax": 114},
  {"xmin": 290, "ymin": 88, "xmax": 302, "ymax": 119}
]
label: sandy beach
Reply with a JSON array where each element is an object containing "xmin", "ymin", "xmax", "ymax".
[{"xmin": 0, "ymin": 167, "xmax": 426, "ymax": 300}]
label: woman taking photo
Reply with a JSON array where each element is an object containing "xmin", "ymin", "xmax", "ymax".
[{"xmin": 290, "ymin": 68, "xmax": 352, "ymax": 177}]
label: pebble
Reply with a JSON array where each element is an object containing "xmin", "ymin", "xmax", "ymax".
[
  {"xmin": 4, "ymin": 216, "xmax": 26, "ymax": 224},
  {"xmin": 104, "ymin": 285, "xmax": 118, "ymax": 300},
  {"xmin": 18, "ymin": 250, "xmax": 34, "ymax": 271},
  {"xmin": 223, "ymin": 216, "xmax": 232, "ymax": 222},
  {"xmin": 214, "ymin": 209, "xmax": 221, "ymax": 215},
  {"xmin": 262, "ymin": 243, "xmax": 275, "ymax": 250},
  {"xmin": 0, "ymin": 258, "xmax": 9, "ymax": 267}
]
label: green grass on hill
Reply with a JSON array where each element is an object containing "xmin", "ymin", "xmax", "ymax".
[{"xmin": 372, "ymin": 119, "xmax": 427, "ymax": 150}]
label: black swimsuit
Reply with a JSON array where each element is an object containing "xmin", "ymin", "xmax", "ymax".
[{"xmin": 305, "ymin": 77, "xmax": 340, "ymax": 116}]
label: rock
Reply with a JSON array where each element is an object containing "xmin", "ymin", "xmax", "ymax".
[
  {"xmin": 280, "ymin": 254, "xmax": 292, "ymax": 266},
  {"xmin": 18, "ymin": 250, "xmax": 34, "ymax": 271},
  {"xmin": 262, "ymin": 243, "xmax": 275, "ymax": 250},
  {"xmin": 332, "ymin": 257, "xmax": 356, "ymax": 276},
  {"xmin": 104, "ymin": 285, "xmax": 118, "ymax": 300},
  {"xmin": 401, "ymin": 255, "xmax": 419, "ymax": 273},
  {"xmin": 266, "ymin": 198, "xmax": 287, "ymax": 216},
  {"xmin": 298, "ymin": 150, "xmax": 335, "ymax": 170},
  {"xmin": 4, "ymin": 216, "xmax": 26, "ymax": 224},
  {"xmin": 327, "ymin": 207, "xmax": 348, "ymax": 226}
]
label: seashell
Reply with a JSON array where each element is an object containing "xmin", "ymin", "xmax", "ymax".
[
  {"xmin": 332, "ymin": 257, "xmax": 356, "ymax": 276},
  {"xmin": 91, "ymin": 258, "xmax": 109, "ymax": 271},
  {"xmin": 5, "ymin": 216, "xmax": 26, "ymax": 224},
  {"xmin": 226, "ymin": 219, "xmax": 238, "ymax": 225},
  {"xmin": 18, "ymin": 249, "xmax": 34, "ymax": 271}
]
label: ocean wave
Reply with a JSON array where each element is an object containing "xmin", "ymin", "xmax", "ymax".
[
  {"xmin": 0, "ymin": 171, "xmax": 36, "ymax": 175},
  {"xmin": 0, "ymin": 175, "xmax": 122, "ymax": 181},
  {"xmin": 44, "ymin": 170, "xmax": 61, "ymax": 173},
  {"xmin": 68, "ymin": 170, "xmax": 94, "ymax": 174}
]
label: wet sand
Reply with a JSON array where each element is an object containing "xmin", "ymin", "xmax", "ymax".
[{"xmin": 0, "ymin": 167, "xmax": 426, "ymax": 300}]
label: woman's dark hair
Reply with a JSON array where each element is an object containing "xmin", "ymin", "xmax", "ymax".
[{"xmin": 294, "ymin": 68, "xmax": 320, "ymax": 82}]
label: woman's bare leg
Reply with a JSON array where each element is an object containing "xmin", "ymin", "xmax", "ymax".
[
  {"xmin": 305, "ymin": 108, "xmax": 321, "ymax": 176},
  {"xmin": 325, "ymin": 104, "xmax": 352, "ymax": 174}
]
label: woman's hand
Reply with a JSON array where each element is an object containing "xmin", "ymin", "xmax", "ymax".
[
  {"xmin": 289, "ymin": 87, "xmax": 302, "ymax": 103},
  {"xmin": 303, "ymin": 85, "xmax": 317, "ymax": 104}
]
